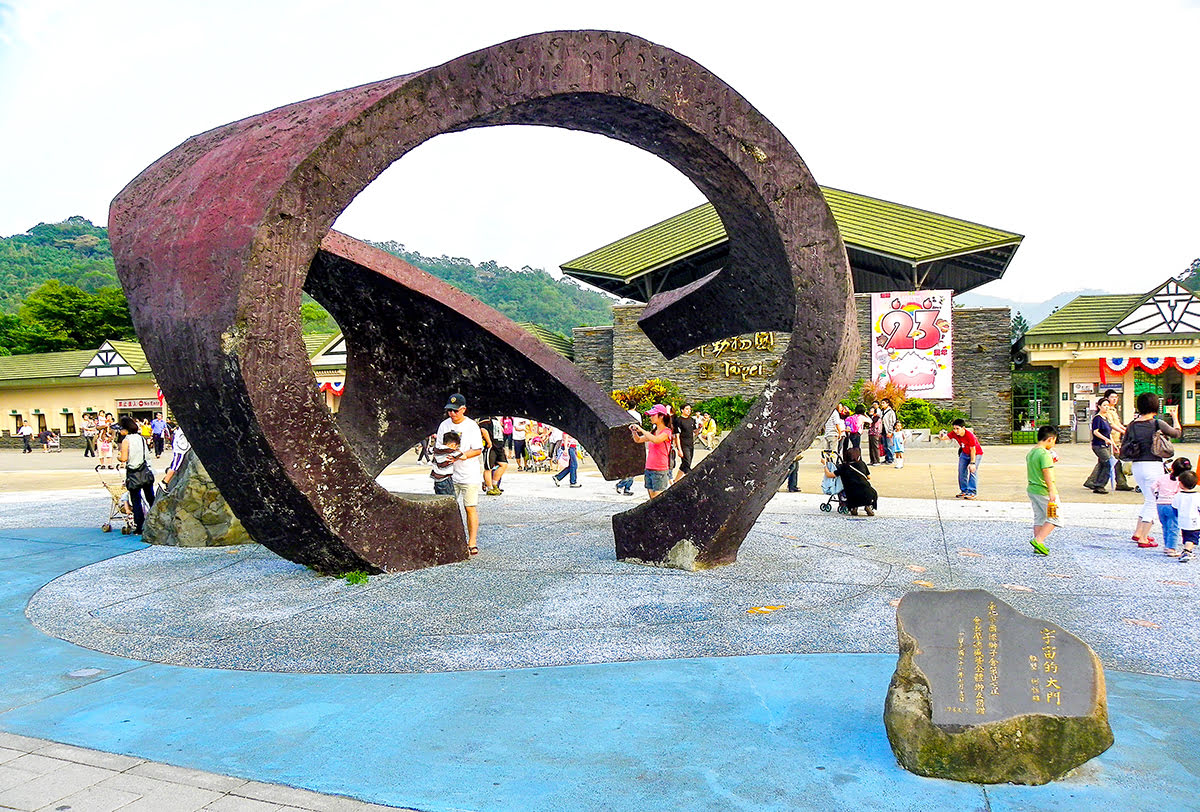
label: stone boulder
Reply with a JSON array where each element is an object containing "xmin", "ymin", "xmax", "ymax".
[
  {"xmin": 884, "ymin": 589, "xmax": 1113, "ymax": 785},
  {"xmin": 143, "ymin": 453, "xmax": 253, "ymax": 547}
]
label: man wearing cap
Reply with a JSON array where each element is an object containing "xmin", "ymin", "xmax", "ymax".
[{"xmin": 436, "ymin": 393, "xmax": 485, "ymax": 555}]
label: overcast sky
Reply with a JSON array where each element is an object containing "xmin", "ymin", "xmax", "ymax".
[{"xmin": 1, "ymin": 0, "xmax": 1196, "ymax": 302}]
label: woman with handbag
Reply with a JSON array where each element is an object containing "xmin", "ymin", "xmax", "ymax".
[
  {"xmin": 1123, "ymin": 392, "xmax": 1181, "ymax": 547},
  {"xmin": 118, "ymin": 415, "xmax": 156, "ymax": 535}
]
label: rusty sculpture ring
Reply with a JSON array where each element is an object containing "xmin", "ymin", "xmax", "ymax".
[{"xmin": 110, "ymin": 30, "xmax": 857, "ymax": 574}]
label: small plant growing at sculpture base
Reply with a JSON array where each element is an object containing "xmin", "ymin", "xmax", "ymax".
[{"xmin": 342, "ymin": 570, "xmax": 370, "ymax": 585}]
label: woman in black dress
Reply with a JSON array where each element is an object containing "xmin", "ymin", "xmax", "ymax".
[{"xmin": 836, "ymin": 447, "xmax": 878, "ymax": 516}]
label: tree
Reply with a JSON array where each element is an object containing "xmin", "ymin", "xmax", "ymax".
[
  {"xmin": 1011, "ymin": 311, "xmax": 1031, "ymax": 343},
  {"xmin": 1178, "ymin": 258, "xmax": 1200, "ymax": 293},
  {"xmin": 2, "ymin": 280, "xmax": 135, "ymax": 353}
]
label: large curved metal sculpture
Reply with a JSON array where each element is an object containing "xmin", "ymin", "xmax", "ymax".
[{"xmin": 109, "ymin": 30, "xmax": 857, "ymax": 575}]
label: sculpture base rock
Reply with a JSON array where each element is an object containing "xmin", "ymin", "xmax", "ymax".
[{"xmin": 143, "ymin": 454, "xmax": 253, "ymax": 547}]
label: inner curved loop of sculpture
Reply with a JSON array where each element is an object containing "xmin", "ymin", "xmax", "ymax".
[{"xmin": 108, "ymin": 30, "xmax": 857, "ymax": 575}]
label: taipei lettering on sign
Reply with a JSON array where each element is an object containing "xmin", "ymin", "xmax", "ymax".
[{"xmin": 870, "ymin": 290, "xmax": 953, "ymax": 399}]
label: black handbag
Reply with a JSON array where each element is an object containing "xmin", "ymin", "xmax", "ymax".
[{"xmin": 124, "ymin": 437, "xmax": 155, "ymax": 489}]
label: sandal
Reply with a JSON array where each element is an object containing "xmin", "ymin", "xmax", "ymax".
[
  {"xmin": 468, "ymin": 545, "xmax": 479, "ymax": 556},
  {"xmin": 1137, "ymin": 540, "xmax": 1159, "ymax": 548},
  {"xmin": 1166, "ymin": 550, "xmax": 1182, "ymax": 558}
]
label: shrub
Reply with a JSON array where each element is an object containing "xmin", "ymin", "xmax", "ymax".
[
  {"xmin": 611, "ymin": 378, "xmax": 685, "ymax": 426},
  {"xmin": 896, "ymin": 398, "xmax": 968, "ymax": 430},
  {"xmin": 861, "ymin": 379, "xmax": 910, "ymax": 410},
  {"xmin": 693, "ymin": 395, "xmax": 756, "ymax": 431}
]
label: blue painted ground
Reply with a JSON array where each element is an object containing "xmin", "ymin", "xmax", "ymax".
[{"xmin": 2, "ymin": 526, "xmax": 1199, "ymax": 811}]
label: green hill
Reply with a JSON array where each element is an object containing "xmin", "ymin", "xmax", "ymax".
[
  {"xmin": 0, "ymin": 217, "xmax": 119, "ymax": 312},
  {"xmin": 0, "ymin": 219, "xmax": 613, "ymax": 351},
  {"xmin": 370, "ymin": 240, "xmax": 613, "ymax": 338}
]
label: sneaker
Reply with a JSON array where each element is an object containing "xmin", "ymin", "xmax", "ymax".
[
  {"xmin": 962, "ymin": 494, "xmax": 976, "ymax": 500},
  {"xmin": 1030, "ymin": 538, "xmax": 1049, "ymax": 556},
  {"xmin": 864, "ymin": 507, "xmax": 875, "ymax": 516},
  {"xmin": 955, "ymin": 492, "xmax": 966, "ymax": 498},
  {"xmin": 486, "ymin": 488, "xmax": 501, "ymax": 496},
  {"xmin": 553, "ymin": 477, "xmax": 560, "ymax": 487},
  {"xmin": 570, "ymin": 483, "xmax": 582, "ymax": 488},
  {"xmin": 621, "ymin": 489, "xmax": 634, "ymax": 496},
  {"xmin": 1181, "ymin": 550, "xmax": 1193, "ymax": 563},
  {"xmin": 616, "ymin": 484, "xmax": 624, "ymax": 494}
]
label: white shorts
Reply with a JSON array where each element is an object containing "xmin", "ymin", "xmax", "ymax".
[{"xmin": 454, "ymin": 482, "xmax": 479, "ymax": 508}]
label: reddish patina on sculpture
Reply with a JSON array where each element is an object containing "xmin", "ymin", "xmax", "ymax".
[{"xmin": 109, "ymin": 30, "xmax": 857, "ymax": 574}]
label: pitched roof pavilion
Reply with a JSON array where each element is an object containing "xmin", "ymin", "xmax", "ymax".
[
  {"xmin": 560, "ymin": 187, "xmax": 1023, "ymax": 301},
  {"xmin": 1024, "ymin": 280, "xmax": 1200, "ymax": 344}
]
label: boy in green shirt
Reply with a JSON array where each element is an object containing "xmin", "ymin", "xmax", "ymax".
[{"xmin": 1026, "ymin": 425, "xmax": 1061, "ymax": 555}]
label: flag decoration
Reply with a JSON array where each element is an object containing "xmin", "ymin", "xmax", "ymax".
[
  {"xmin": 1101, "ymin": 357, "xmax": 1200, "ymax": 380},
  {"xmin": 319, "ymin": 381, "xmax": 345, "ymax": 396}
]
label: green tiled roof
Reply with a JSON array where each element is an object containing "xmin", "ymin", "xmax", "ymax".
[
  {"xmin": 0, "ymin": 349, "xmax": 97, "ymax": 381},
  {"xmin": 563, "ymin": 204, "xmax": 726, "ymax": 280},
  {"xmin": 305, "ymin": 333, "xmax": 338, "ymax": 359},
  {"xmin": 1024, "ymin": 294, "xmax": 1145, "ymax": 339},
  {"xmin": 517, "ymin": 323, "xmax": 574, "ymax": 360},
  {"xmin": 823, "ymin": 188, "xmax": 1021, "ymax": 263},
  {"xmin": 561, "ymin": 188, "xmax": 1022, "ymax": 279}
]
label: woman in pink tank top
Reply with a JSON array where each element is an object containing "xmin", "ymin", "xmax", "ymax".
[{"xmin": 630, "ymin": 404, "xmax": 674, "ymax": 498}]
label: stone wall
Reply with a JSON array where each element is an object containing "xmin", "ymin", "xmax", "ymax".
[
  {"xmin": 574, "ymin": 299, "xmax": 1013, "ymax": 443},
  {"xmin": 572, "ymin": 326, "xmax": 614, "ymax": 392}
]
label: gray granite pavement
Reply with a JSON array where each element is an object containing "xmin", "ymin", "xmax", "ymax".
[{"xmin": 23, "ymin": 491, "xmax": 1200, "ymax": 681}]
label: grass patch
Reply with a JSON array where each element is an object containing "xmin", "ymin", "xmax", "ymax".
[{"xmin": 342, "ymin": 570, "xmax": 370, "ymax": 585}]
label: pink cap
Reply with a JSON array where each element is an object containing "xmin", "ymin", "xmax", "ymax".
[{"xmin": 647, "ymin": 404, "xmax": 671, "ymax": 417}]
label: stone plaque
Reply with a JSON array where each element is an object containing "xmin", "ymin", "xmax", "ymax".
[
  {"xmin": 907, "ymin": 589, "xmax": 1094, "ymax": 726},
  {"xmin": 884, "ymin": 589, "xmax": 1114, "ymax": 785}
]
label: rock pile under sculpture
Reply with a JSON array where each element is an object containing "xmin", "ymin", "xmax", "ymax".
[{"xmin": 143, "ymin": 454, "xmax": 252, "ymax": 547}]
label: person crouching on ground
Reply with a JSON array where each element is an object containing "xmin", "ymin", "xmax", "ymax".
[
  {"xmin": 1173, "ymin": 470, "xmax": 1200, "ymax": 563},
  {"xmin": 1026, "ymin": 425, "xmax": 1060, "ymax": 556},
  {"xmin": 836, "ymin": 447, "xmax": 877, "ymax": 516},
  {"xmin": 629, "ymin": 404, "xmax": 674, "ymax": 498}
]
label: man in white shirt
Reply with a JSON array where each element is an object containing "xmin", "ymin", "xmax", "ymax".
[
  {"xmin": 17, "ymin": 420, "xmax": 32, "ymax": 454},
  {"xmin": 436, "ymin": 393, "xmax": 485, "ymax": 555}
]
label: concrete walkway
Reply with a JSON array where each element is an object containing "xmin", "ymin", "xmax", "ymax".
[{"xmin": 0, "ymin": 731, "xmax": 405, "ymax": 811}]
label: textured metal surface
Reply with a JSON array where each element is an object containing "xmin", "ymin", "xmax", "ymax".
[
  {"xmin": 109, "ymin": 29, "xmax": 856, "ymax": 574},
  {"xmin": 309, "ymin": 231, "xmax": 642, "ymax": 478}
]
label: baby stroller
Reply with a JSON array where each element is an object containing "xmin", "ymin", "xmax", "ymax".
[
  {"xmin": 97, "ymin": 466, "xmax": 136, "ymax": 534},
  {"xmin": 45, "ymin": 432, "xmax": 61, "ymax": 452},
  {"xmin": 819, "ymin": 449, "xmax": 850, "ymax": 514},
  {"xmin": 527, "ymin": 438, "xmax": 552, "ymax": 473}
]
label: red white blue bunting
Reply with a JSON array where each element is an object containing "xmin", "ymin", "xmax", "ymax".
[
  {"xmin": 319, "ymin": 381, "xmax": 345, "ymax": 396},
  {"xmin": 1101, "ymin": 357, "xmax": 1200, "ymax": 377}
]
